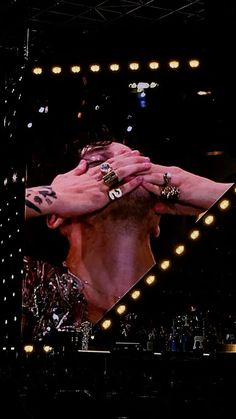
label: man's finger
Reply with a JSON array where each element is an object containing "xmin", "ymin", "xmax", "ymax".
[
  {"xmin": 71, "ymin": 159, "xmax": 87, "ymax": 175},
  {"xmin": 121, "ymin": 176, "xmax": 143, "ymax": 195}
]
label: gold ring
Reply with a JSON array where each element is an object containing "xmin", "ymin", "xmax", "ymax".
[{"xmin": 103, "ymin": 170, "xmax": 119, "ymax": 188}]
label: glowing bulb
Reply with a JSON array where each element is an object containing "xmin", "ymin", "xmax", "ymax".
[
  {"xmin": 149, "ymin": 61, "xmax": 159, "ymax": 69},
  {"xmin": 129, "ymin": 62, "xmax": 139, "ymax": 70},
  {"xmin": 101, "ymin": 319, "xmax": 112, "ymax": 330},
  {"xmin": 197, "ymin": 90, "xmax": 211, "ymax": 96},
  {"xmin": 32, "ymin": 67, "xmax": 42, "ymax": 75},
  {"xmin": 188, "ymin": 59, "xmax": 200, "ymax": 68},
  {"xmin": 160, "ymin": 260, "xmax": 170, "ymax": 270},
  {"xmin": 219, "ymin": 199, "xmax": 230, "ymax": 210},
  {"xmin": 175, "ymin": 245, "xmax": 185, "ymax": 255},
  {"xmin": 71, "ymin": 65, "xmax": 81, "ymax": 73},
  {"xmin": 116, "ymin": 305, "xmax": 127, "ymax": 315},
  {"xmin": 51, "ymin": 66, "xmax": 62, "ymax": 74},
  {"xmin": 150, "ymin": 82, "xmax": 158, "ymax": 88},
  {"xmin": 43, "ymin": 345, "xmax": 53, "ymax": 353},
  {"xmin": 90, "ymin": 64, "xmax": 100, "ymax": 72},
  {"xmin": 190, "ymin": 230, "xmax": 200, "ymax": 240},
  {"xmin": 131, "ymin": 290, "xmax": 141, "ymax": 300},
  {"xmin": 145, "ymin": 274, "xmax": 156, "ymax": 285},
  {"xmin": 169, "ymin": 60, "xmax": 179, "ymax": 69},
  {"xmin": 24, "ymin": 345, "xmax": 34, "ymax": 353},
  {"xmin": 204, "ymin": 215, "xmax": 214, "ymax": 225},
  {"xmin": 109, "ymin": 64, "xmax": 119, "ymax": 71}
]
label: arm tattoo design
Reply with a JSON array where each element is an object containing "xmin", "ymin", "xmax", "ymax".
[
  {"xmin": 26, "ymin": 186, "xmax": 58, "ymax": 213},
  {"xmin": 25, "ymin": 199, "xmax": 42, "ymax": 214}
]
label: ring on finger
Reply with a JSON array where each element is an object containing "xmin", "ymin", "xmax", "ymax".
[
  {"xmin": 103, "ymin": 170, "xmax": 119, "ymax": 188},
  {"xmin": 108, "ymin": 188, "xmax": 123, "ymax": 200},
  {"xmin": 100, "ymin": 162, "xmax": 112, "ymax": 175},
  {"xmin": 160, "ymin": 172, "xmax": 180, "ymax": 202},
  {"xmin": 163, "ymin": 172, "xmax": 172, "ymax": 186},
  {"xmin": 160, "ymin": 185, "xmax": 180, "ymax": 202}
]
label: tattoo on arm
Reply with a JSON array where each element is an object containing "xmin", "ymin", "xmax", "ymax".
[
  {"xmin": 26, "ymin": 186, "xmax": 58, "ymax": 213},
  {"xmin": 25, "ymin": 199, "xmax": 42, "ymax": 214}
]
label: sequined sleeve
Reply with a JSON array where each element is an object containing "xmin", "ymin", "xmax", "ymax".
[{"xmin": 22, "ymin": 256, "xmax": 89, "ymax": 341}]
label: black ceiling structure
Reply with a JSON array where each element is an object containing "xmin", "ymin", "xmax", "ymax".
[
  {"xmin": 0, "ymin": 1, "xmax": 234, "ymax": 63},
  {"xmin": 1, "ymin": 1, "xmax": 235, "ymax": 169},
  {"xmin": 1, "ymin": 1, "xmax": 206, "ymax": 52}
]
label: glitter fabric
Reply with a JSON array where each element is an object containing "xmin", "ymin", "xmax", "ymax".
[{"xmin": 22, "ymin": 256, "xmax": 90, "ymax": 343}]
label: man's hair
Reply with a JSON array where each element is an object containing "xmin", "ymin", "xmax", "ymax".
[{"xmin": 24, "ymin": 125, "xmax": 120, "ymax": 264}]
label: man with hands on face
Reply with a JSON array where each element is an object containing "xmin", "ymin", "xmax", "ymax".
[{"xmin": 23, "ymin": 140, "xmax": 233, "ymax": 342}]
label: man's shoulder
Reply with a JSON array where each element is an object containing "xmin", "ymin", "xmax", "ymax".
[{"xmin": 23, "ymin": 255, "xmax": 66, "ymax": 277}]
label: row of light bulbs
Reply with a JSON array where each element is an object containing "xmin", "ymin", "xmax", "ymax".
[
  {"xmin": 98, "ymin": 188, "xmax": 235, "ymax": 332},
  {"xmin": 32, "ymin": 59, "xmax": 200, "ymax": 75},
  {"xmin": 17, "ymin": 187, "xmax": 235, "ymax": 354},
  {"xmin": 4, "ymin": 187, "xmax": 233, "ymax": 353}
]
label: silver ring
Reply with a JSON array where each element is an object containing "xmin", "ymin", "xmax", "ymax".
[
  {"xmin": 163, "ymin": 172, "xmax": 172, "ymax": 185},
  {"xmin": 108, "ymin": 188, "xmax": 123, "ymax": 201},
  {"xmin": 100, "ymin": 162, "xmax": 112, "ymax": 175},
  {"xmin": 160, "ymin": 172, "xmax": 180, "ymax": 202}
]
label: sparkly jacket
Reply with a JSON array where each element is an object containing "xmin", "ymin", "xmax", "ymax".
[{"xmin": 22, "ymin": 256, "xmax": 90, "ymax": 342}]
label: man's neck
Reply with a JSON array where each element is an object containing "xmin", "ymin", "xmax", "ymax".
[{"xmin": 65, "ymin": 223, "xmax": 156, "ymax": 323}]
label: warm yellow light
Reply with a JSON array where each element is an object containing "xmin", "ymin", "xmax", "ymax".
[
  {"xmin": 24, "ymin": 345, "xmax": 34, "ymax": 353},
  {"xmin": 206, "ymin": 150, "xmax": 224, "ymax": 156},
  {"xmin": 129, "ymin": 62, "xmax": 139, "ymax": 70},
  {"xmin": 189, "ymin": 59, "xmax": 200, "ymax": 68},
  {"xmin": 131, "ymin": 290, "xmax": 141, "ymax": 300},
  {"xmin": 43, "ymin": 345, "xmax": 53, "ymax": 353},
  {"xmin": 219, "ymin": 199, "xmax": 230, "ymax": 210},
  {"xmin": 150, "ymin": 82, "xmax": 158, "ymax": 88},
  {"xmin": 160, "ymin": 260, "xmax": 170, "ymax": 270},
  {"xmin": 116, "ymin": 305, "xmax": 127, "ymax": 315},
  {"xmin": 32, "ymin": 67, "xmax": 43, "ymax": 75},
  {"xmin": 129, "ymin": 82, "xmax": 137, "ymax": 89},
  {"xmin": 90, "ymin": 64, "xmax": 100, "ymax": 72},
  {"xmin": 101, "ymin": 319, "xmax": 112, "ymax": 329},
  {"xmin": 204, "ymin": 214, "xmax": 214, "ymax": 225},
  {"xmin": 175, "ymin": 245, "xmax": 185, "ymax": 255},
  {"xmin": 149, "ymin": 61, "xmax": 159, "ymax": 69},
  {"xmin": 109, "ymin": 63, "xmax": 119, "ymax": 71},
  {"xmin": 190, "ymin": 230, "xmax": 200, "ymax": 240},
  {"xmin": 197, "ymin": 90, "xmax": 211, "ymax": 96},
  {"xmin": 234, "ymin": 186, "xmax": 236, "ymax": 194},
  {"xmin": 145, "ymin": 274, "xmax": 156, "ymax": 285},
  {"xmin": 169, "ymin": 60, "xmax": 179, "ymax": 69},
  {"xmin": 51, "ymin": 66, "xmax": 62, "ymax": 74},
  {"xmin": 71, "ymin": 65, "xmax": 81, "ymax": 73}
]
